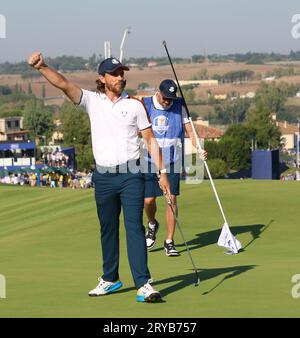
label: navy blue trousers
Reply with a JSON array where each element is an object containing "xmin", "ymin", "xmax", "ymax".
[{"xmin": 92, "ymin": 170, "xmax": 151, "ymax": 289}]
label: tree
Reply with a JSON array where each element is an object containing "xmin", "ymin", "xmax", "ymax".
[
  {"xmin": 0, "ymin": 85, "xmax": 12, "ymax": 95},
  {"xmin": 192, "ymin": 69, "xmax": 208, "ymax": 80},
  {"xmin": 126, "ymin": 88, "xmax": 137, "ymax": 96},
  {"xmin": 75, "ymin": 144, "xmax": 94, "ymax": 171},
  {"xmin": 23, "ymin": 98, "xmax": 54, "ymax": 141},
  {"xmin": 59, "ymin": 102, "xmax": 94, "ymax": 170},
  {"xmin": 42, "ymin": 84, "xmax": 46, "ymax": 99},
  {"xmin": 59, "ymin": 102, "xmax": 91, "ymax": 145},
  {"xmin": 220, "ymin": 124, "xmax": 253, "ymax": 170},
  {"xmin": 28, "ymin": 83, "xmax": 32, "ymax": 95},
  {"xmin": 204, "ymin": 140, "xmax": 222, "ymax": 159},
  {"xmin": 14, "ymin": 83, "xmax": 20, "ymax": 94},
  {"xmin": 138, "ymin": 82, "xmax": 150, "ymax": 90},
  {"xmin": 254, "ymin": 82, "xmax": 288, "ymax": 113},
  {"xmin": 246, "ymin": 100, "xmax": 281, "ymax": 149},
  {"xmin": 87, "ymin": 53, "xmax": 99, "ymax": 71},
  {"xmin": 205, "ymin": 159, "xmax": 228, "ymax": 178},
  {"xmin": 190, "ymin": 112, "xmax": 198, "ymax": 121},
  {"xmin": 205, "ymin": 124, "xmax": 253, "ymax": 170},
  {"xmin": 211, "ymin": 98, "xmax": 252, "ymax": 125},
  {"xmin": 182, "ymin": 89, "xmax": 196, "ymax": 103}
]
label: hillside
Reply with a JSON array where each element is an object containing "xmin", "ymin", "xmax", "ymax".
[{"xmin": 1, "ymin": 61, "xmax": 300, "ymax": 107}]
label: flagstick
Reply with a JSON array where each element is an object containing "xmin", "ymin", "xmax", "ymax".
[{"xmin": 188, "ymin": 117, "xmax": 239, "ymax": 254}]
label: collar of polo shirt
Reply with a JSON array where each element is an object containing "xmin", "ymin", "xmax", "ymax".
[
  {"xmin": 99, "ymin": 92, "xmax": 129, "ymax": 101},
  {"xmin": 153, "ymin": 92, "xmax": 173, "ymax": 110}
]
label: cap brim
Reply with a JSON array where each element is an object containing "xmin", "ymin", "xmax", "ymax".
[
  {"xmin": 107, "ymin": 65, "xmax": 130, "ymax": 73},
  {"xmin": 161, "ymin": 92, "xmax": 177, "ymax": 100}
]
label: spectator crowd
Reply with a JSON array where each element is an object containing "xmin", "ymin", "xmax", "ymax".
[
  {"xmin": 0, "ymin": 170, "xmax": 93, "ymax": 189},
  {"xmin": 42, "ymin": 149, "xmax": 71, "ymax": 168}
]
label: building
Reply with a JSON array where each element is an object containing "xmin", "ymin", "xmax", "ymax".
[
  {"xmin": 263, "ymin": 76, "xmax": 276, "ymax": 82},
  {"xmin": 192, "ymin": 121, "xmax": 224, "ymax": 141},
  {"xmin": 240, "ymin": 92, "xmax": 255, "ymax": 99},
  {"xmin": 179, "ymin": 80, "xmax": 219, "ymax": 87},
  {"xmin": 213, "ymin": 94, "xmax": 227, "ymax": 100},
  {"xmin": 0, "ymin": 141, "xmax": 36, "ymax": 170},
  {"xmin": 0, "ymin": 117, "xmax": 29, "ymax": 142},
  {"xmin": 277, "ymin": 121, "xmax": 299, "ymax": 150},
  {"xmin": 271, "ymin": 113, "xmax": 299, "ymax": 149},
  {"xmin": 184, "ymin": 119, "xmax": 224, "ymax": 155},
  {"xmin": 50, "ymin": 119, "xmax": 64, "ymax": 145},
  {"xmin": 147, "ymin": 61, "xmax": 158, "ymax": 68}
]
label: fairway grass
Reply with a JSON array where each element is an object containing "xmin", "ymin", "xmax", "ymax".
[{"xmin": 0, "ymin": 180, "xmax": 299, "ymax": 318}]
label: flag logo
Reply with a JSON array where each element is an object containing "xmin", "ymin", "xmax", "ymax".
[{"xmin": 218, "ymin": 223, "xmax": 242, "ymax": 254}]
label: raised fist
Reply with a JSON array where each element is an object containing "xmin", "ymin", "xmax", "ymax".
[{"xmin": 28, "ymin": 52, "xmax": 45, "ymax": 70}]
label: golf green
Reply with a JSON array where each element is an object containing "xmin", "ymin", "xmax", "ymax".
[{"xmin": 0, "ymin": 180, "xmax": 299, "ymax": 318}]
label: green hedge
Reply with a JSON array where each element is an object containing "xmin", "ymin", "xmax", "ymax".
[{"xmin": 205, "ymin": 159, "xmax": 229, "ymax": 178}]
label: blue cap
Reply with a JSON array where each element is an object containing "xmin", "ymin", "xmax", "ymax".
[
  {"xmin": 159, "ymin": 79, "xmax": 178, "ymax": 99},
  {"xmin": 98, "ymin": 58, "xmax": 130, "ymax": 75}
]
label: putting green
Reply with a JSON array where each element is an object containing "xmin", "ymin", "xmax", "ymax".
[{"xmin": 0, "ymin": 180, "xmax": 299, "ymax": 318}]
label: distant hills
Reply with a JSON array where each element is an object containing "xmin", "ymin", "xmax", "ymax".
[{"xmin": 1, "ymin": 51, "xmax": 300, "ymax": 77}]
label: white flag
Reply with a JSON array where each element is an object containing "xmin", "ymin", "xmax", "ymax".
[{"xmin": 218, "ymin": 223, "xmax": 242, "ymax": 254}]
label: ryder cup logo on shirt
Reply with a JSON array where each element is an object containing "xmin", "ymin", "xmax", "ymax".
[{"xmin": 152, "ymin": 115, "xmax": 169, "ymax": 135}]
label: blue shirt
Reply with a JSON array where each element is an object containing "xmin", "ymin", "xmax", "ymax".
[{"xmin": 143, "ymin": 95, "xmax": 188, "ymax": 165}]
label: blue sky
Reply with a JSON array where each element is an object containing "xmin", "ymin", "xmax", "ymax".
[{"xmin": 0, "ymin": 0, "xmax": 300, "ymax": 62}]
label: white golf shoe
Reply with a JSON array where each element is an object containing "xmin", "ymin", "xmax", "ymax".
[
  {"xmin": 89, "ymin": 277, "xmax": 123, "ymax": 297},
  {"xmin": 136, "ymin": 280, "xmax": 162, "ymax": 303}
]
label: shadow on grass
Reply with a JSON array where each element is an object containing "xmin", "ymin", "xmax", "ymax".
[
  {"xmin": 115, "ymin": 265, "xmax": 256, "ymax": 298},
  {"xmin": 151, "ymin": 221, "xmax": 274, "ymax": 254}
]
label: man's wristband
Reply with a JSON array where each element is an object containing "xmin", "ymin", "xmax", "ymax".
[{"xmin": 157, "ymin": 168, "xmax": 167, "ymax": 179}]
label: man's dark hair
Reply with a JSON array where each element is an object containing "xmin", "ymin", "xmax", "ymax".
[{"xmin": 96, "ymin": 79, "xmax": 105, "ymax": 93}]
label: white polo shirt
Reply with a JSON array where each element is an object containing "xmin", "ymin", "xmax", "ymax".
[{"xmin": 80, "ymin": 89, "xmax": 151, "ymax": 166}]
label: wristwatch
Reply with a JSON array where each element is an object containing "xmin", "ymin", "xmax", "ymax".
[{"xmin": 157, "ymin": 168, "xmax": 167, "ymax": 179}]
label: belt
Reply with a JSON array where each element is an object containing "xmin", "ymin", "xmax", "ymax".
[{"xmin": 96, "ymin": 158, "xmax": 141, "ymax": 174}]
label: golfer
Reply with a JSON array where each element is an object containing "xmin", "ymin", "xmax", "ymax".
[
  {"xmin": 143, "ymin": 79, "xmax": 207, "ymax": 256},
  {"xmin": 28, "ymin": 53, "xmax": 170, "ymax": 303}
]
